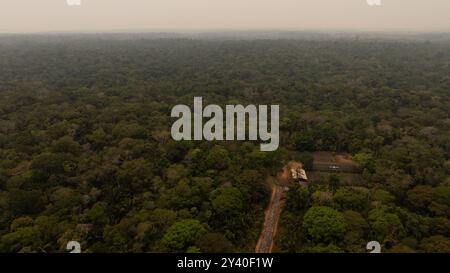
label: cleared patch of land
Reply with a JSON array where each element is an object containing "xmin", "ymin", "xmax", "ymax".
[
  {"xmin": 313, "ymin": 152, "xmax": 360, "ymax": 173},
  {"xmin": 277, "ymin": 161, "xmax": 304, "ymax": 186}
]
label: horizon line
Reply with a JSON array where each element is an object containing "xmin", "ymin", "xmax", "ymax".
[{"xmin": 1, "ymin": 28, "xmax": 450, "ymax": 36}]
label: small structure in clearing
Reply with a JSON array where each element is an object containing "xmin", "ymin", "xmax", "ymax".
[
  {"xmin": 290, "ymin": 167, "xmax": 308, "ymax": 182},
  {"xmin": 278, "ymin": 161, "xmax": 309, "ymax": 187}
]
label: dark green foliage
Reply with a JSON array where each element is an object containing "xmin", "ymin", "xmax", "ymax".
[
  {"xmin": 303, "ymin": 206, "xmax": 347, "ymax": 244},
  {"xmin": 368, "ymin": 208, "xmax": 405, "ymax": 244},
  {"xmin": 333, "ymin": 187, "xmax": 370, "ymax": 212},
  {"xmin": 161, "ymin": 219, "xmax": 206, "ymax": 252},
  {"xmin": 0, "ymin": 34, "xmax": 449, "ymax": 253},
  {"xmin": 285, "ymin": 184, "xmax": 310, "ymax": 212}
]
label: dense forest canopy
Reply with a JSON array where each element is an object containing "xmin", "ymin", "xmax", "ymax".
[{"xmin": 0, "ymin": 33, "xmax": 449, "ymax": 253}]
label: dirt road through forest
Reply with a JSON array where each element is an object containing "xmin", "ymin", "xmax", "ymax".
[
  {"xmin": 255, "ymin": 184, "xmax": 285, "ymax": 253},
  {"xmin": 255, "ymin": 161, "xmax": 302, "ymax": 253}
]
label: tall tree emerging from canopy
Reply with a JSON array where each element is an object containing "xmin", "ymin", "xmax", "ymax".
[
  {"xmin": 161, "ymin": 219, "xmax": 206, "ymax": 252},
  {"xmin": 303, "ymin": 206, "xmax": 347, "ymax": 244}
]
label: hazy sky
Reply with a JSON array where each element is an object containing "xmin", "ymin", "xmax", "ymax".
[{"xmin": 1, "ymin": 0, "xmax": 449, "ymax": 33}]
